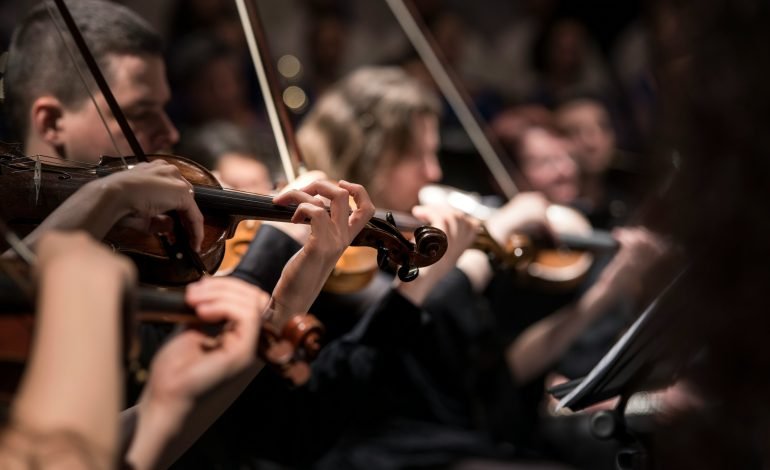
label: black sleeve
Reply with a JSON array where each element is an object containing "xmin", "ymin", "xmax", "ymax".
[
  {"xmin": 423, "ymin": 267, "xmax": 488, "ymax": 340},
  {"xmin": 231, "ymin": 288, "xmax": 427, "ymax": 466},
  {"xmin": 345, "ymin": 287, "xmax": 428, "ymax": 349},
  {"xmin": 229, "ymin": 225, "xmax": 301, "ymax": 291},
  {"xmin": 306, "ymin": 287, "xmax": 427, "ymax": 390}
]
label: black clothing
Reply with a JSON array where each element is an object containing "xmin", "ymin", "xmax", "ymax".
[
  {"xmin": 175, "ymin": 225, "xmax": 526, "ymax": 469},
  {"xmin": 230, "ymin": 224, "xmax": 302, "ymax": 292}
]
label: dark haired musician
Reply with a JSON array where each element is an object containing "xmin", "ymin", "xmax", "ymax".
[{"xmin": 0, "ymin": 1, "xmax": 385, "ymax": 468}]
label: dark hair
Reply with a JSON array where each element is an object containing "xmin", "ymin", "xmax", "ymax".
[
  {"xmin": 167, "ymin": 33, "xmax": 234, "ymax": 92},
  {"xmin": 4, "ymin": 0, "xmax": 162, "ymax": 140},
  {"xmin": 178, "ymin": 120, "xmax": 274, "ymax": 176}
]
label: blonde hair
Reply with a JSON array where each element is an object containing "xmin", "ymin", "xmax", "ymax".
[{"xmin": 298, "ymin": 67, "xmax": 440, "ymax": 194}]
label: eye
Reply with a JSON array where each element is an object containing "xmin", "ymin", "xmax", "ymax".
[{"xmin": 127, "ymin": 111, "xmax": 152, "ymax": 122}]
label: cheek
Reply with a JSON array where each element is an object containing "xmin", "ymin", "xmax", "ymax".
[
  {"xmin": 129, "ymin": 119, "xmax": 157, "ymax": 142},
  {"xmin": 72, "ymin": 125, "xmax": 119, "ymax": 162},
  {"xmin": 376, "ymin": 165, "xmax": 420, "ymax": 212},
  {"xmin": 392, "ymin": 163, "xmax": 424, "ymax": 193},
  {"xmin": 524, "ymin": 166, "xmax": 550, "ymax": 189}
]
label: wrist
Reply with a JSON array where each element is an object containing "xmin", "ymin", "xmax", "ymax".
[
  {"xmin": 125, "ymin": 393, "xmax": 191, "ymax": 470},
  {"xmin": 456, "ymin": 249, "xmax": 493, "ymax": 293},
  {"xmin": 484, "ymin": 221, "xmax": 508, "ymax": 246},
  {"xmin": 270, "ymin": 248, "xmax": 335, "ymax": 323},
  {"xmin": 263, "ymin": 221, "xmax": 311, "ymax": 245}
]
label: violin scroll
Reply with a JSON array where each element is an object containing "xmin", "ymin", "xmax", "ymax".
[
  {"xmin": 357, "ymin": 211, "xmax": 448, "ymax": 282},
  {"xmin": 258, "ymin": 313, "xmax": 324, "ymax": 386}
]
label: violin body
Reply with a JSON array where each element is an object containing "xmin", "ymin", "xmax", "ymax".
[
  {"xmin": 0, "ymin": 148, "xmax": 231, "ymax": 284},
  {"xmin": 323, "ymin": 246, "xmax": 379, "ymax": 294},
  {"xmin": 0, "ymin": 257, "xmax": 326, "ymax": 396},
  {"xmin": 417, "ymin": 185, "xmax": 618, "ymax": 292},
  {"xmin": 217, "ymin": 220, "xmax": 262, "ymax": 275},
  {"xmin": 100, "ymin": 154, "xmax": 232, "ymax": 284},
  {"xmin": 514, "ymin": 205, "xmax": 596, "ymax": 292},
  {"xmin": 0, "ymin": 145, "xmax": 448, "ymax": 286}
]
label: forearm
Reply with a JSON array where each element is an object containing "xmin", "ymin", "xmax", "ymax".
[
  {"xmin": 507, "ymin": 279, "xmax": 615, "ymax": 383},
  {"xmin": 12, "ymin": 261, "xmax": 125, "ymax": 458},
  {"xmin": 269, "ymin": 248, "xmax": 337, "ymax": 327},
  {"xmin": 124, "ymin": 362, "xmax": 262, "ymax": 470},
  {"xmin": 22, "ymin": 181, "xmax": 125, "ymax": 247}
]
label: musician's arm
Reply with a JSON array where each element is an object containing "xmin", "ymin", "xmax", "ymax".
[
  {"xmin": 506, "ymin": 227, "xmax": 668, "ymax": 384},
  {"xmin": 2, "ymin": 232, "xmax": 133, "ymax": 468}
]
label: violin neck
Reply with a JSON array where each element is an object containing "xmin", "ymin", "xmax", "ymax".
[
  {"xmin": 558, "ymin": 230, "xmax": 618, "ymax": 252},
  {"xmin": 193, "ymin": 186, "xmax": 297, "ymax": 223},
  {"xmin": 373, "ymin": 209, "xmax": 424, "ymax": 232}
]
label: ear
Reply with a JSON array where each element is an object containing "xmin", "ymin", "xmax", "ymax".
[{"xmin": 30, "ymin": 95, "xmax": 66, "ymax": 147}]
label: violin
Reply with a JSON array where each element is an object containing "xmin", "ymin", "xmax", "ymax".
[
  {"xmin": 392, "ymin": 187, "xmax": 619, "ymax": 291},
  {"xmin": 384, "ymin": 1, "xmax": 621, "ymax": 291},
  {"xmin": 218, "ymin": 220, "xmax": 261, "ymax": 275},
  {"xmin": 0, "ymin": 254, "xmax": 325, "ymax": 402},
  {"xmin": 20, "ymin": 1, "xmax": 444, "ymax": 287},
  {"xmin": 223, "ymin": 0, "xmax": 446, "ymax": 293},
  {"xmin": 0, "ymin": 144, "xmax": 448, "ymax": 286}
]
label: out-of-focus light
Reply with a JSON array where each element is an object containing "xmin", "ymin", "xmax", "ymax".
[
  {"xmin": 283, "ymin": 86, "xmax": 308, "ymax": 112},
  {"xmin": 277, "ymin": 54, "xmax": 302, "ymax": 79}
]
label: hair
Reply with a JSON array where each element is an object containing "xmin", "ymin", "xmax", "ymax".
[
  {"xmin": 167, "ymin": 33, "xmax": 235, "ymax": 92},
  {"xmin": 178, "ymin": 120, "xmax": 274, "ymax": 175},
  {"xmin": 4, "ymin": 0, "xmax": 162, "ymax": 140},
  {"xmin": 297, "ymin": 66, "xmax": 441, "ymax": 193}
]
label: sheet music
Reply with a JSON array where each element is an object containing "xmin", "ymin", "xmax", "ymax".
[
  {"xmin": 555, "ymin": 304, "xmax": 654, "ymax": 411},
  {"xmin": 555, "ymin": 269, "xmax": 685, "ymax": 411}
]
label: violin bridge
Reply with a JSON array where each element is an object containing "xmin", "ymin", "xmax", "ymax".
[{"xmin": 34, "ymin": 156, "xmax": 41, "ymax": 205}]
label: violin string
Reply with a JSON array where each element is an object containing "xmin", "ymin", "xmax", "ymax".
[
  {"xmin": 44, "ymin": 2, "xmax": 127, "ymax": 167},
  {"xmin": 3, "ymin": 154, "xmax": 102, "ymax": 171},
  {"xmin": 0, "ymin": 152, "xmax": 376, "ymax": 225},
  {"xmin": 193, "ymin": 186, "xmax": 350, "ymax": 220},
  {"xmin": 1, "ymin": 154, "xmax": 358, "ymax": 223},
  {"xmin": 4, "ymin": 155, "xmax": 96, "ymax": 175},
  {"xmin": 194, "ymin": 187, "xmax": 299, "ymax": 216}
]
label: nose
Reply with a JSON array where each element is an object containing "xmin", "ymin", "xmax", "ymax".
[
  {"xmin": 556, "ymin": 153, "xmax": 578, "ymax": 179},
  {"xmin": 579, "ymin": 127, "xmax": 601, "ymax": 151},
  {"xmin": 423, "ymin": 152, "xmax": 443, "ymax": 183}
]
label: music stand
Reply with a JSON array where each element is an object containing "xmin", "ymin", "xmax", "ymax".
[{"xmin": 547, "ymin": 273, "xmax": 688, "ymax": 469}]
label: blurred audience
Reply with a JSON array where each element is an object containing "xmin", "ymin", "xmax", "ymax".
[{"xmin": 178, "ymin": 120, "xmax": 275, "ymax": 194}]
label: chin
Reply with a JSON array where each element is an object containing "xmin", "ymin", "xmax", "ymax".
[{"xmin": 552, "ymin": 189, "xmax": 579, "ymax": 206}]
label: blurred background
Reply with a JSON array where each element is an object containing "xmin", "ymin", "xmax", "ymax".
[{"xmin": 0, "ymin": 0, "xmax": 651, "ymax": 195}]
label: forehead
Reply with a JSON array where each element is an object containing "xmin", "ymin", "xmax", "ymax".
[
  {"xmin": 558, "ymin": 101, "xmax": 606, "ymax": 125},
  {"xmin": 219, "ymin": 153, "xmax": 268, "ymax": 172},
  {"xmin": 104, "ymin": 53, "xmax": 170, "ymax": 105},
  {"xmin": 522, "ymin": 129, "xmax": 562, "ymax": 157}
]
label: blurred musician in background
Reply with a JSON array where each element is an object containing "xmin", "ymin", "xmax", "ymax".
[{"xmin": 290, "ymin": 66, "xmax": 667, "ymax": 468}]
